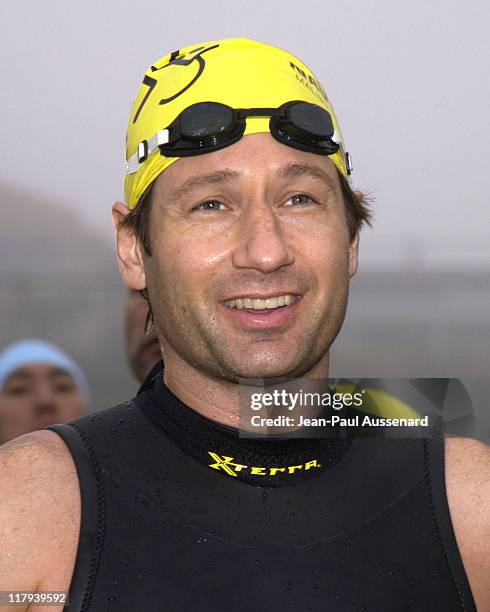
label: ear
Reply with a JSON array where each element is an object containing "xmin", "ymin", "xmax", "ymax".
[
  {"xmin": 348, "ymin": 231, "xmax": 360, "ymax": 278},
  {"xmin": 347, "ymin": 189, "xmax": 365, "ymax": 278},
  {"xmin": 112, "ymin": 202, "xmax": 146, "ymax": 290}
]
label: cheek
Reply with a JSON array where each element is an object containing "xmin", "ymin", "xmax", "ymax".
[
  {"xmin": 56, "ymin": 395, "xmax": 86, "ymax": 416},
  {"xmin": 150, "ymin": 232, "xmax": 228, "ymax": 299},
  {"xmin": 0, "ymin": 397, "xmax": 33, "ymax": 422},
  {"xmin": 299, "ymin": 222, "xmax": 351, "ymax": 278}
]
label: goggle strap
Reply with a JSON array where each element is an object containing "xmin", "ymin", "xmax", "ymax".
[
  {"xmin": 237, "ymin": 108, "xmax": 277, "ymax": 118},
  {"xmin": 126, "ymin": 128, "xmax": 170, "ymax": 175},
  {"xmin": 345, "ymin": 152, "xmax": 353, "ymax": 175}
]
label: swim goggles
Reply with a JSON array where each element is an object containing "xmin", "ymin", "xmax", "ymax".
[{"xmin": 126, "ymin": 100, "xmax": 348, "ymax": 175}]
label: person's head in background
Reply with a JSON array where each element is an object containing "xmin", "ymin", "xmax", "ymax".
[
  {"xmin": 125, "ymin": 288, "xmax": 161, "ymax": 382},
  {"xmin": 0, "ymin": 339, "xmax": 89, "ymax": 444}
]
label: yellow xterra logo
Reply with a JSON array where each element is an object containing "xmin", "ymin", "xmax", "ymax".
[{"xmin": 207, "ymin": 452, "xmax": 321, "ymax": 478}]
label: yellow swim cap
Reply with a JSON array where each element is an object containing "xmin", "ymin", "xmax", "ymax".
[{"xmin": 124, "ymin": 37, "xmax": 351, "ymax": 210}]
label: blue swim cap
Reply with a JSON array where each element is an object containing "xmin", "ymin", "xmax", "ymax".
[{"xmin": 0, "ymin": 339, "xmax": 90, "ymax": 402}]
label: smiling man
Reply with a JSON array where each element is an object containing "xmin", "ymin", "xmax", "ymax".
[
  {"xmin": 116, "ymin": 136, "xmax": 360, "ymax": 427},
  {"xmin": 0, "ymin": 38, "xmax": 488, "ymax": 612}
]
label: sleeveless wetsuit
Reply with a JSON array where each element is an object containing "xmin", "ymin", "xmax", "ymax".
[{"xmin": 47, "ymin": 362, "xmax": 476, "ymax": 611}]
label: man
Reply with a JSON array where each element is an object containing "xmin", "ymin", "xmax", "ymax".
[
  {"xmin": 0, "ymin": 339, "xmax": 88, "ymax": 444},
  {"xmin": 125, "ymin": 288, "xmax": 160, "ymax": 382},
  {"xmin": 0, "ymin": 38, "xmax": 488, "ymax": 611}
]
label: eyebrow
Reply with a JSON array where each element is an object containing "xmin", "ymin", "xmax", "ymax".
[
  {"xmin": 4, "ymin": 370, "xmax": 34, "ymax": 383},
  {"xmin": 170, "ymin": 162, "xmax": 338, "ymax": 202},
  {"xmin": 5, "ymin": 367, "xmax": 72, "ymax": 383},
  {"xmin": 47, "ymin": 368, "xmax": 73, "ymax": 380},
  {"xmin": 276, "ymin": 162, "xmax": 338, "ymax": 194},
  {"xmin": 171, "ymin": 169, "xmax": 242, "ymax": 201}
]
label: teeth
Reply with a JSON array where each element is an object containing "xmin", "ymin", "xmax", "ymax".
[{"xmin": 224, "ymin": 294, "xmax": 297, "ymax": 310}]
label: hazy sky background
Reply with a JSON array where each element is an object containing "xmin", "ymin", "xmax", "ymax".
[{"xmin": 1, "ymin": 0, "xmax": 488, "ymax": 270}]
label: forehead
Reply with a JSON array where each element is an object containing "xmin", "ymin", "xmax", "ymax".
[
  {"xmin": 152, "ymin": 132, "xmax": 340, "ymax": 196},
  {"xmin": 4, "ymin": 364, "xmax": 72, "ymax": 382}
]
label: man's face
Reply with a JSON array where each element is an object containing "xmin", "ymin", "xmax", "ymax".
[
  {"xmin": 137, "ymin": 133, "xmax": 358, "ymax": 381},
  {"xmin": 125, "ymin": 289, "xmax": 161, "ymax": 383},
  {"xmin": 0, "ymin": 364, "xmax": 87, "ymax": 444}
]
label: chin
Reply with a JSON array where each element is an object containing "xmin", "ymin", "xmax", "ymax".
[{"xmin": 220, "ymin": 354, "xmax": 310, "ymax": 382}]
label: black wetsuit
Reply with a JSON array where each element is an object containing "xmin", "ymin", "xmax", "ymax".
[{"xmin": 48, "ymin": 362, "xmax": 476, "ymax": 611}]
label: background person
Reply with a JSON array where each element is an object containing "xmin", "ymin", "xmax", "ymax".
[
  {"xmin": 0, "ymin": 339, "xmax": 88, "ymax": 444},
  {"xmin": 125, "ymin": 288, "xmax": 160, "ymax": 382}
]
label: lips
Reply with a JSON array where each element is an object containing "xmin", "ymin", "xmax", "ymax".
[
  {"xmin": 220, "ymin": 294, "xmax": 302, "ymax": 329},
  {"xmin": 223, "ymin": 293, "xmax": 300, "ymax": 311}
]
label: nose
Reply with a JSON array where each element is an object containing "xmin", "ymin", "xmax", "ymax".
[
  {"xmin": 231, "ymin": 201, "xmax": 294, "ymax": 273},
  {"xmin": 32, "ymin": 383, "xmax": 57, "ymax": 417}
]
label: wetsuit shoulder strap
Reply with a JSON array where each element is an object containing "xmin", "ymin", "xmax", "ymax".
[{"xmin": 46, "ymin": 420, "xmax": 105, "ymax": 612}]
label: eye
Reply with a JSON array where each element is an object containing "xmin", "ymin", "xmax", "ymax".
[
  {"xmin": 53, "ymin": 381, "xmax": 77, "ymax": 394},
  {"xmin": 5, "ymin": 384, "xmax": 30, "ymax": 396},
  {"xmin": 194, "ymin": 200, "xmax": 226, "ymax": 212},
  {"xmin": 285, "ymin": 193, "xmax": 315, "ymax": 206}
]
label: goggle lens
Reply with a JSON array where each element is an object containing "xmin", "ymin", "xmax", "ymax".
[
  {"xmin": 286, "ymin": 102, "xmax": 334, "ymax": 138},
  {"xmin": 180, "ymin": 103, "xmax": 235, "ymax": 139}
]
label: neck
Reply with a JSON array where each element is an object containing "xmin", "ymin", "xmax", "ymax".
[{"xmin": 161, "ymin": 346, "xmax": 330, "ymax": 430}]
